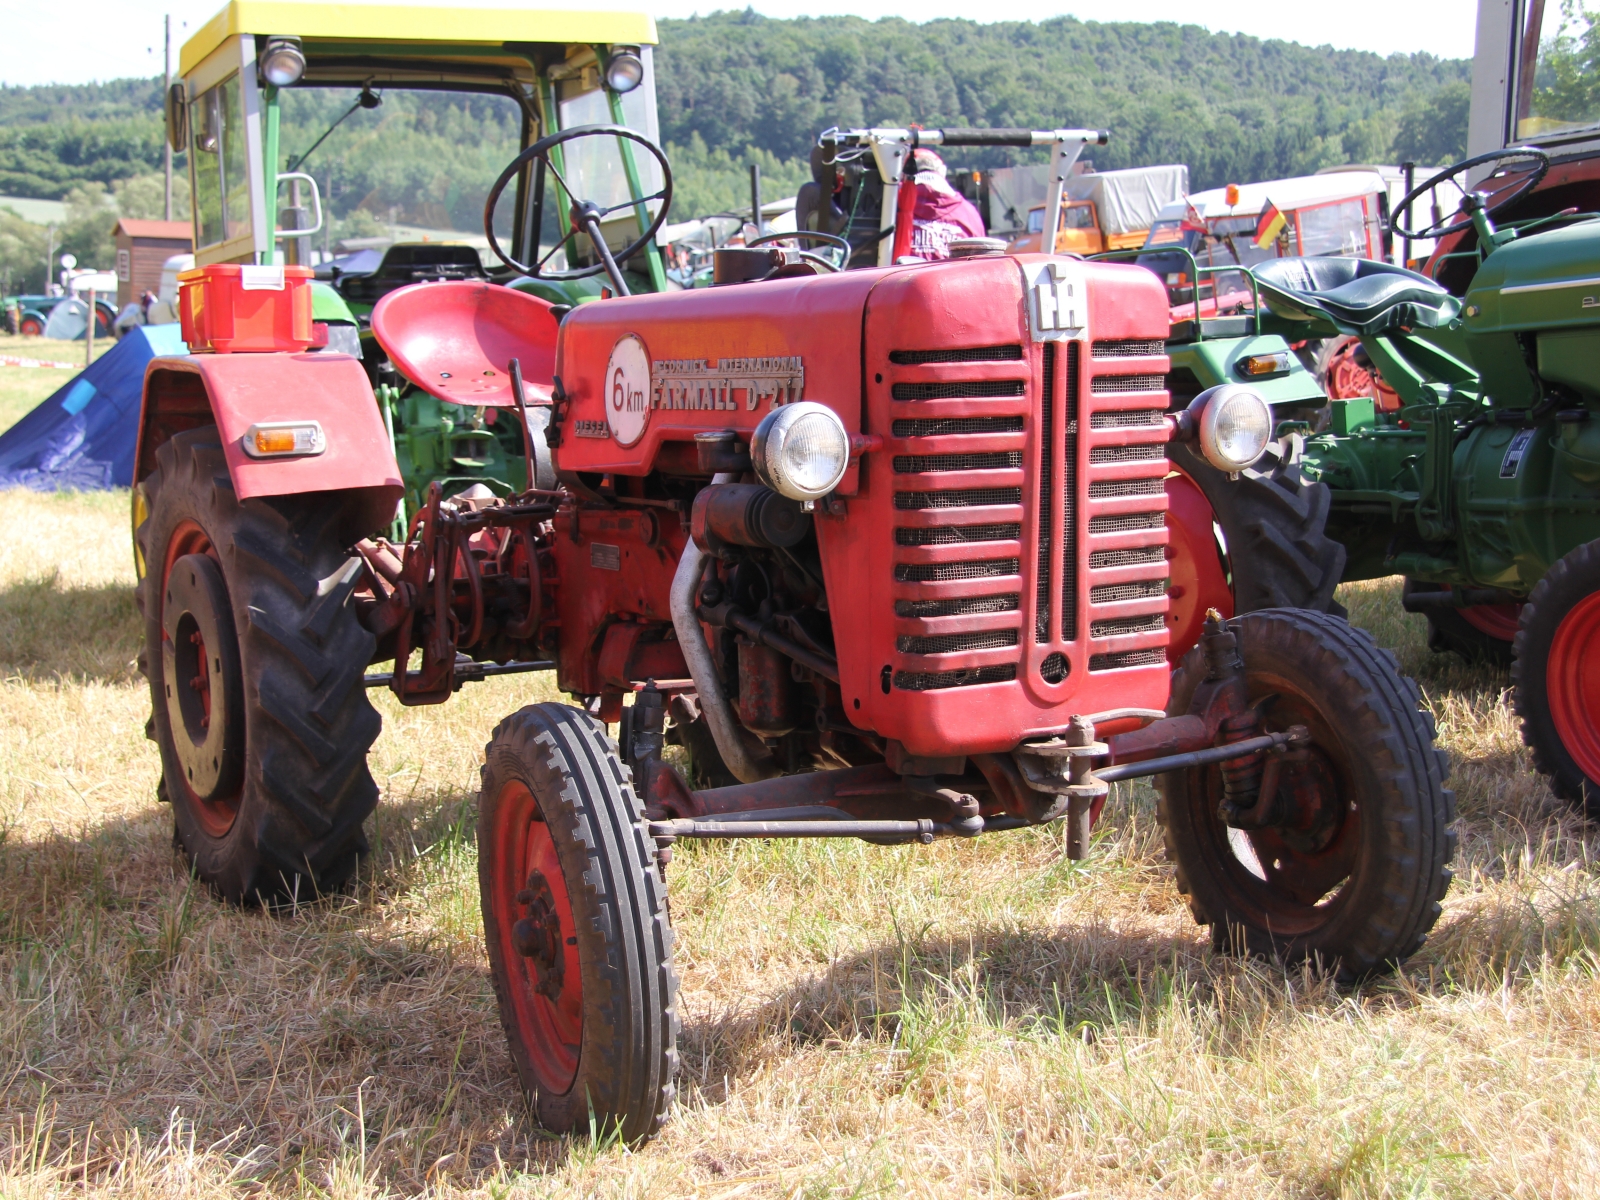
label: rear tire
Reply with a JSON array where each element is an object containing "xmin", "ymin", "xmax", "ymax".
[
  {"xmin": 138, "ymin": 427, "xmax": 382, "ymax": 903},
  {"xmin": 1159, "ymin": 609, "xmax": 1454, "ymax": 979},
  {"xmin": 1512, "ymin": 540, "xmax": 1600, "ymax": 817},
  {"xmin": 479, "ymin": 703, "xmax": 679, "ymax": 1143}
]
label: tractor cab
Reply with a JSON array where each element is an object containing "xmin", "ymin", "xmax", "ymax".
[{"xmin": 168, "ymin": 1, "xmax": 669, "ymax": 310}]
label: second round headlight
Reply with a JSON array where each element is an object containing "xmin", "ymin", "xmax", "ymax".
[
  {"xmin": 1193, "ymin": 384, "xmax": 1273, "ymax": 473},
  {"xmin": 751, "ymin": 401, "xmax": 850, "ymax": 501}
]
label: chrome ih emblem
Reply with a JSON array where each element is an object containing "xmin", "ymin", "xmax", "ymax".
[{"xmin": 1026, "ymin": 259, "xmax": 1087, "ymax": 341}]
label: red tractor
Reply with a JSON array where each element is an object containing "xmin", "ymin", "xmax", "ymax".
[{"xmin": 136, "ymin": 126, "xmax": 1455, "ymax": 1141}]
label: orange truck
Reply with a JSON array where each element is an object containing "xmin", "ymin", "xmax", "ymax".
[{"xmin": 1004, "ymin": 163, "xmax": 1188, "ymax": 255}]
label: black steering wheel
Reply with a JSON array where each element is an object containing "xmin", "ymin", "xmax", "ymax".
[
  {"xmin": 745, "ymin": 229, "xmax": 850, "ymax": 272},
  {"xmin": 483, "ymin": 123, "xmax": 673, "ymax": 288},
  {"xmin": 1392, "ymin": 147, "xmax": 1550, "ymax": 241}
]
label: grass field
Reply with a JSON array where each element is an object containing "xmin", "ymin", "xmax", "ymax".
[
  {"xmin": 0, "ymin": 365, "xmax": 1597, "ymax": 1198},
  {"xmin": 0, "ymin": 334, "xmax": 115, "ymax": 433}
]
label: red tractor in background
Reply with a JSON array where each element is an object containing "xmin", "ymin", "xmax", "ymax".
[{"xmin": 136, "ymin": 124, "xmax": 1455, "ymax": 1142}]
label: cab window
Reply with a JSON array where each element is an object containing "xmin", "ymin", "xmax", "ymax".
[
  {"xmin": 1518, "ymin": 0, "xmax": 1600, "ymax": 140},
  {"xmin": 190, "ymin": 76, "xmax": 250, "ymax": 249},
  {"xmin": 1295, "ymin": 197, "xmax": 1374, "ymax": 258},
  {"xmin": 1143, "ymin": 219, "xmax": 1191, "ymax": 247},
  {"xmin": 1026, "ymin": 207, "xmax": 1046, "ymax": 234},
  {"xmin": 1060, "ymin": 203, "xmax": 1096, "ymax": 230}
]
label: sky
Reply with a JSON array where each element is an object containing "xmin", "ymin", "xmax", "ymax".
[{"xmin": 2, "ymin": 0, "xmax": 1478, "ymax": 89}]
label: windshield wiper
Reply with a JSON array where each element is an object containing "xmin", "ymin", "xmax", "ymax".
[{"xmin": 287, "ymin": 85, "xmax": 381, "ymax": 173}]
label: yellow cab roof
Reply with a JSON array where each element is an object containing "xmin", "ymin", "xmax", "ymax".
[{"xmin": 179, "ymin": 1, "xmax": 658, "ymax": 76}]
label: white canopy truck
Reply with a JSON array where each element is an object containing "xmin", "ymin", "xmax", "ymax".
[{"xmin": 1004, "ymin": 163, "xmax": 1188, "ymax": 255}]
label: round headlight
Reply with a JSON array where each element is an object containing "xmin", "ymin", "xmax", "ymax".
[
  {"xmin": 260, "ymin": 38, "xmax": 306, "ymax": 88},
  {"xmin": 752, "ymin": 401, "xmax": 850, "ymax": 502},
  {"xmin": 1193, "ymin": 384, "xmax": 1273, "ymax": 473},
  {"xmin": 604, "ymin": 48, "xmax": 645, "ymax": 94}
]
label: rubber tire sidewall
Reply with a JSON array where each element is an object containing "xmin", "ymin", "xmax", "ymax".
[
  {"xmin": 1512, "ymin": 539, "xmax": 1600, "ymax": 816},
  {"xmin": 1160, "ymin": 609, "xmax": 1453, "ymax": 979},
  {"xmin": 139, "ymin": 428, "xmax": 381, "ymax": 902},
  {"xmin": 479, "ymin": 703, "xmax": 679, "ymax": 1143}
]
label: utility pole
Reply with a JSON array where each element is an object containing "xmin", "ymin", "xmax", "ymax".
[
  {"xmin": 163, "ymin": 15, "xmax": 173, "ymax": 222},
  {"xmin": 44, "ymin": 225, "xmax": 55, "ymax": 295}
]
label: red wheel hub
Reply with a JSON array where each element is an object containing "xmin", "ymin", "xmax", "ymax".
[
  {"xmin": 1460, "ymin": 601, "xmax": 1522, "ymax": 641},
  {"xmin": 490, "ymin": 781, "xmax": 582, "ymax": 1093},
  {"xmin": 161, "ymin": 520, "xmax": 243, "ymax": 838},
  {"xmin": 1548, "ymin": 593, "xmax": 1600, "ymax": 783}
]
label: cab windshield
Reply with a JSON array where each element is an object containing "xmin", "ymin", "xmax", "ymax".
[
  {"xmin": 1517, "ymin": 0, "xmax": 1600, "ymax": 141},
  {"xmin": 277, "ymin": 86, "xmax": 523, "ymax": 262}
]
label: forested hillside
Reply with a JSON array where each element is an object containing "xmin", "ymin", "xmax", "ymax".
[{"xmin": 0, "ymin": 12, "xmax": 1471, "ymax": 288}]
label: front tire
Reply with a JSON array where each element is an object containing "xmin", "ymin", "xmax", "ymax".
[
  {"xmin": 138, "ymin": 427, "xmax": 382, "ymax": 903},
  {"xmin": 1159, "ymin": 609, "xmax": 1455, "ymax": 979},
  {"xmin": 479, "ymin": 703, "xmax": 679, "ymax": 1143},
  {"xmin": 1512, "ymin": 539, "xmax": 1600, "ymax": 817}
]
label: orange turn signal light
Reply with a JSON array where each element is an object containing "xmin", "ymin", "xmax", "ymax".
[
  {"xmin": 243, "ymin": 421, "xmax": 326, "ymax": 458},
  {"xmin": 1237, "ymin": 352, "xmax": 1293, "ymax": 377}
]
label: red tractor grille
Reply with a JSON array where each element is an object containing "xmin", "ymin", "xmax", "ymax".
[
  {"xmin": 882, "ymin": 328, "xmax": 1170, "ymax": 694},
  {"xmin": 886, "ymin": 342, "xmax": 1030, "ymax": 688}
]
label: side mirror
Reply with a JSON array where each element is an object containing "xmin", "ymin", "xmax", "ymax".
[
  {"xmin": 165, "ymin": 83, "xmax": 188, "ymax": 153},
  {"xmin": 275, "ymin": 172, "xmax": 325, "ymax": 238}
]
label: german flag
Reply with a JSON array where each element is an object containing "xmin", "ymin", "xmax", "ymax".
[{"xmin": 1254, "ymin": 199, "xmax": 1287, "ymax": 248}]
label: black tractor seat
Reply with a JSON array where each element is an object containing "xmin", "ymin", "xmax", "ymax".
[{"xmin": 1253, "ymin": 256, "xmax": 1460, "ymax": 336}]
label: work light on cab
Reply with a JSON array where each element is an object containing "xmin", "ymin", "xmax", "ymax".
[
  {"xmin": 751, "ymin": 401, "xmax": 849, "ymax": 502},
  {"xmin": 1191, "ymin": 384, "xmax": 1272, "ymax": 474},
  {"xmin": 604, "ymin": 47, "xmax": 645, "ymax": 93},
  {"xmin": 259, "ymin": 38, "xmax": 306, "ymax": 88}
]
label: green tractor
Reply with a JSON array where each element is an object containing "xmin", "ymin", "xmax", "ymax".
[
  {"xmin": 149, "ymin": 0, "xmax": 670, "ymax": 538},
  {"xmin": 1161, "ymin": 144, "xmax": 1600, "ymax": 813}
]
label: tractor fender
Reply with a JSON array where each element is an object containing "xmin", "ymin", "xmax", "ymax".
[
  {"xmin": 1163, "ymin": 467, "xmax": 1234, "ymax": 663},
  {"xmin": 136, "ymin": 352, "xmax": 403, "ymax": 534}
]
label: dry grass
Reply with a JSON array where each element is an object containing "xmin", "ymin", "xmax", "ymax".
[{"xmin": 0, "ymin": 465, "xmax": 1597, "ymax": 1195}]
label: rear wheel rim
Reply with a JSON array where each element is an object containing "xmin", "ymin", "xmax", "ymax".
[
  {"xmin": 1547, "ymin": 592, "xmax": 1600, "ymax": 783},
  {"xmin": 1459, "ymin": 601, "xmax": 1522, "ymax": 641},
  {"xmin": 491, "ymin": 780, "xmax": 582, "ymax": 1094},
  {"xmin": 161, "ymin": 519, "xmax": 240, "ymax": 837}
]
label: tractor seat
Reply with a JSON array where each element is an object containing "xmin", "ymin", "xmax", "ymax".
[
  {"xmin": 1253, "ymin": 257, "xmax": 1460, "ymax": 336},
  {"xmin": 371, "ymin": 280, "xmax": 559, "ymax": 408}
]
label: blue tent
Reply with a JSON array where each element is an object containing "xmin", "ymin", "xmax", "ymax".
[{"xmin": 0, "ymin": 324, "xmax": 187, "ymax": 491}]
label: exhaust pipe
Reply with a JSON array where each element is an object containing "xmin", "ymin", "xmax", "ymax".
[{"xmin": 670, "ymin": 475, "xmax": 779, "ymax": 783}]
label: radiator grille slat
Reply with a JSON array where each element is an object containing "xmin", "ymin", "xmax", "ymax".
[
  {"xmin": 1092, "ymin": 339, "xmax": 1166, "ymax": 359},
  {"xmin": 892, "ymin": 379, "xmax": 1026, "ymax": 401},
  {"xmin": 1090, "ymin": 444, "xmax": 1165, "ymax": 464},
  {"xmin": 889, "ymin": 345, "xmax": 1024, "ymax": 365},
  {"xmin": 1091, "ymin": 614, "xmax": 1167, "ymax": 638},
  {"xmin": 1090, "ymin": 648, "xmax": 1167, "ymax": 671},
  {"xmin": 897, "ymin": 629, "xmax": 1019, "ymax": 655},
  {"xmin": 892, "ymin": 416, "xmax": 1024, "ymax": 437},
  {"xmin": 895, "ymin": 488, "xmax": 1023, "ymax": 510},
  {"xmin": 1091, "ymin": 580, "xmax": 1168, "ymax": 603},
  {"xmin": 896, "ymin": 523, "xmax": 1020, "ymax": 546},
  {"xmin": 1089, "ymin": 511, "xmax": 1167, "ymax": 534},
  {"xmin": 1090, "ymin": 478, "xmax": 1166, "ymax": 499},
  {"xmin": 1090, "ymin": 546, "xmax": 1166, "ymax": 569},
  {"xmin": 1090, "ymin": 409, "xmax": 1166, "ymax": 429},
  {"xmin": 1091, "ymin": 374, "xmax": 1165, "ymax": 394},
  {"xmin": 1060, "ymin": 341, "xmax": 1080, "ymax": 641},
  {"xmin": 895, "ymin": 558, "xmax": 1020, "ymax": 582},
  {"xmin": 895, "ymin": 595, "xmax": 1019, "ymax": 618},
  {"xmin": 894, "ymin": 451, "xmax": 1023, "ymax": 474},
  {"xmin": 894, "ymin": 664, "xmax": 1017, "ymax": 690}
]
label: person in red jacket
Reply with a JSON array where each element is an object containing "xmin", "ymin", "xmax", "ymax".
[{"xmin": 905, "ymin": 148, "xmax": 986, "ymax": 260}]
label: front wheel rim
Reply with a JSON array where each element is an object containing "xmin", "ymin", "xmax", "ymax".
[
  {"xmin": 1547, "ymin": 593, "xmax": 1600, "ymax": 783},
  {"xmin": 491, "ymin": 780, "xmax": 583, "ymax": 1094}
]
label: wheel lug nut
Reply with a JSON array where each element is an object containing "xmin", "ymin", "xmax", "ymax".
[{"xmin": 515, "ymin": 888, "xmax": 535, "ymax": 904}]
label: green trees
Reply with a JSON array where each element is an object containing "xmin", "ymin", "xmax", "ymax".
[{"xmin": 1393, "ymin": 81, "xmax": 1470, "ymax": 165}]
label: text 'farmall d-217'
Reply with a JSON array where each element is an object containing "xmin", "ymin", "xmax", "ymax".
[{"xmin": 137, "ymin": 6, "xmax": 1455, "ymax": 1143}]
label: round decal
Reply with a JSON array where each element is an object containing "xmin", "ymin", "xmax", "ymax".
[{"xmin": 605, "ymin": 334, "xmax": 651, "ymax": 447}]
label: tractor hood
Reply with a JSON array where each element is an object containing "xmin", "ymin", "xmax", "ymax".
[{"xmin": 1464, "ymin": 220, "xmax": 1600, "ymax": 337}]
